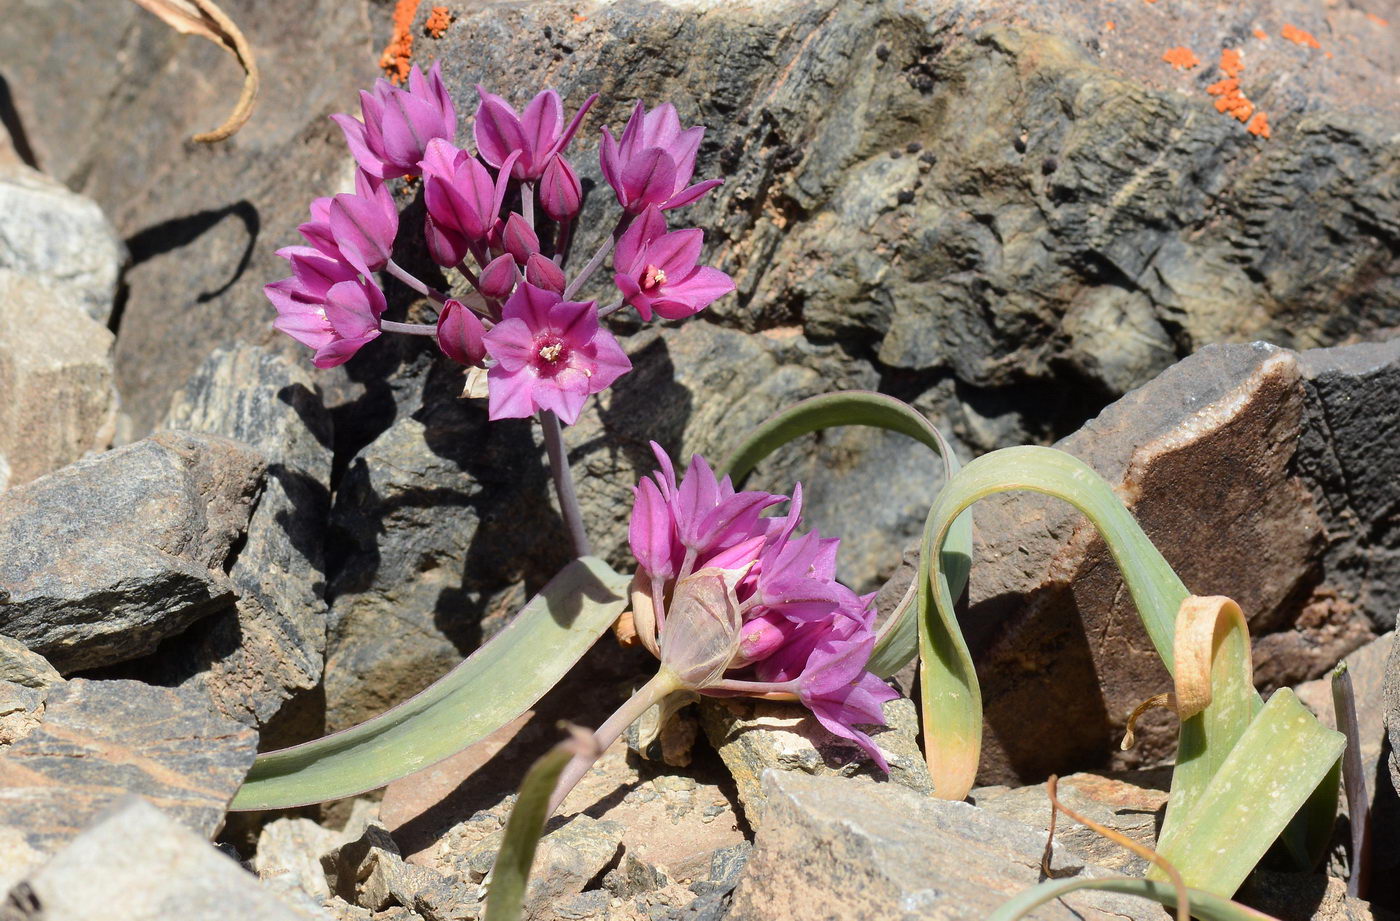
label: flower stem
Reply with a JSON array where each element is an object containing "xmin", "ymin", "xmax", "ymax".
[
  {"xmin": 596, "ymin": 297, "xmax": 626, "ymax": 319},
  {"xmin": 520, "ymin": 181, "xmax": 535, "ymax": 229},
  {"xmin": 548, "ymin": 669, "xmax": 683, "ymax": 815},
  {"xmin": 562, "ymin": 212, "xmax": 634, "ymax": 300},
  {"xmin": 541, "ymin": 409, "xmax": 591, "ymax": 558},
  {"xmin": 380, "ymin": 319, "xmax": 438, "ymax": 336},
  {"xmin": 553, "ymin": 218, "xmax": 574, "ymax": 268},
  {"xmin": 386, "ymin": 259, "xmax": 449, "ymax": 305}
]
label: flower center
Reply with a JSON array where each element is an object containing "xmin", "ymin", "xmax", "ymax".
[
  {"xmin": 534, "ymin": 335, "xmax": 570, "ymax": 376},
  {"xmin": 539, "ymin": 342, "xmax": 563, "ymax": 362},
  {"xmin": 642, "ymin": 264, "xmax": 667, "ymax": 291}
]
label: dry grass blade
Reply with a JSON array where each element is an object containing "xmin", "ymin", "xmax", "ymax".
[
  {"xmin": 1121, "ymin": 692, "xmax": 1175, "ymax": 750},
  {"xmin": 126, "ymin": 0, "xmax": 260, "ymax": 142},
  {"xmin": 1042, "ymin": 775, "xmax": 1190, "ymax": 921},
  {"xmin": 1173, "ymin": 596, "xmax": 1251, "ymax": 720}
]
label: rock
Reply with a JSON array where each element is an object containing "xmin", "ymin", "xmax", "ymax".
[
  {"xmin": 159, "ymin": 343, "xmax": 333, "ymax": 733},
  {"xmin": 322, "ymin": 824, "xmax": 475, "ymax": 920},
  {"xmin": 1298, "ymin": 632, "xmax": 1392, "ymax": 798},
  {"xmin": 0, "ymin": 797, "xmax": 319, "ymax": 921},
  {"xmin": 0, "ymin": 638, "xmax": 60, "ymax": 690},
  {"xmin": 0, "ymin": 163, "xmax": 123, "ymax": 324},
  {"xmin": 973, "ymin": 770, "xmax": 1170, "ymax": 876},
  {"xmin": 0, "ymin": 681, "xmax": 46, "ymax": 748},
  {"xmin": 0, "ymin": 431, "xmax": 263, "ymax": 672},
  {"xmin": 968, "ymin": 342, "xmax": 1377, "ymax": 783},
  {"xmin": 0, "ymin": 271, "xmax": 116, "ymax": 489},
  {"xmin": 728, "ymin": 771, "xmax": 1168, "ymax": 920},
  {"xmin": 256, "ymin": 818, "xmax": 344, "ymax": 901},
  {"xmin": 0, "ymin": 678, "xmax": 258, "ymax": 865},
  {"xmin": 1237, "ymin": 871, "xmax": 1396, "ymax": 921},
  {"xmin": 700, "ymin": 695, "xmax": 931, "ymax": 822},
  {"xmin": 525, "ymin": 816, "xmax": 625, "ymax": 915}
]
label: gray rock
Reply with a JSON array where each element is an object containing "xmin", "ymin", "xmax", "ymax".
[
  {"xmin": 256, "ymin": 818, "xmax": 344, "ymax": 900},
  {"xmin": 728, "ymin": 771, "xmax": 1168, "ymax": 920},
  {"xmin": 0, "ymin": 430, "xmax": 264, "ymax": 672},
  {"xmin": 0, "ymin": 164, "xmax": 123, "ymax": 324},
  {"xmin": 160, "ymin": 343, "xmax": 333, "ymax": 732},
  {"xmin": 1236, "ymin": 872, "xmax": 1395, "ymax": 921},
  {"xmin": 0, "ymin": 682, "xmax": 46, "ymax": 748},
  {"xmin": 0, "ymin": 638, "xmax": 60, "ymax": 690},
  {"xmin": 0, "ymin": 797, "xmax": 319, "ymax": 921},
  {"xmin": 700, "ymin": 696, "xmax": 930, "ymax": 823},
  {"xmin": 1298, "ymin": 632, "xmax": 1392, "ymax": 803},
  {"xmin": 0, "ymin": 271, "xmax": 116, "ymax": 490},
  {"xmin": 322, "ymin": 824, "xmax": 475, "ymax": 921},
  {"xmin": 0, "ymin": 679, "xmax": 258, "ymax": 862}
]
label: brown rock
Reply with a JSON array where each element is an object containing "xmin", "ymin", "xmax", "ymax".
[
  {"xmin": 0, "ymin": 271, "xmax": 116, "ymax": 490},
  {"xmin": 0, "ymin": 678, "xmax": 258, "ymax": 866}
]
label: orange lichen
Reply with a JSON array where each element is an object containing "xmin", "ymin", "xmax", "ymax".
[
  {"xmin": 1162, "ymin": 46, "xmax": 1200, "ymax": 69},
  {"xmin": 1247, "ymin": 112, "xmax": 1270, "ymax": 138},
  {"xmin": 379, "ymin": 0, "xmax": 423, "ymax": 83},
  {"xmin": 573, "ymin": 13, "xmax": 587, "ymax": 22},
  {"xmin": 1219, "ymin": 48, "xmax": 1244, "ymax": 77},
  {"xmin": 1366, "ymin": 12, "xmax": 1390, "ymax": 27},
  {"xmin": 1281, "ymin": 23, "xmax": 1322, "ymax": 48},
  {"xmin": 1206, "ymin": 64, "xmax": 1265, "ymax": 130},
  {"xmin": 425, "ymin": 6, "xmax": 452, "ymax": 38},
  {"xmin": 1253, "ymin": 28, "xmax": 1269, "ymax": 40},
  {"xmin": 1105, "ymin": 20, "xmax": 1116, "ymax": 30}
]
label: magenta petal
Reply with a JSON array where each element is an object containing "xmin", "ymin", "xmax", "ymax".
[
  {"xmin": 651, "ymin": 266, "xmax": 735, "ymax": 320},
  {"xmin": 619, "ymin": 148, "xmax": 678, "ymax": 213},
  {"xmin": 479, "ymin": 253, "xmax": 521, "ymax": 300},
  {"xmin": 630, "ymin": 477, "xmax": 676, "ymax": 577},
  {"xmin": 640, "ymin": 103, "xmax": 683, "ymax": 150},
  {"xmin": 648, "ymin": 228, "xmax": 704, "ymax": 277},
  {"xmin": 548, "ymin": 298, "xmax": 598, "ymax": 344},
  {"xmin": 615, "ymin": 204, "xmax": 667, "ymax": 271},
  {"xmin": 329, "ymin": 190, "xmax": 399, "ymax": 275},
  {"xmin": 486, "ymin": 364, "xmax": 539, "ymax": 420},
  {"xmin": 520, "ymin": 90, "xmax": 564, "ymax": 166},
  {"xmin": 524, "ymin": 253, "xmax": 566, "ymax": 293},
  {"xmin": 582, "ymin": 328, "xmax": 631, "ymax": 391},
  {"xmin": 436, "ymin": 299, "xmax": 487, "ymax": 365},
  {"xmin": 503, "ymin": 281, "xmax": 561, "ymax": 330},
  {"xmin": 424, "ymin": 214, "xmax": 470, "ymax": 268},
  {"xmin": 331, "ymin": 113, "xmax": 390, "ymax": 179},
  {"xmin": 539, "ymin": 155, "xmax": 582, "ymax": 222},
  {"xmin": 502, "ymin": 213, "xmax": 541, "ymax": 264},
  {"xmin": 481, "ymin": 316, "xmax": 535, "ymax": 371},
  {"xmin": 311, "ymin": 331, "xmax": 380, "ymax": 369},
  {"xmin": 598, "ymin": 128, "xmax": 622, "ymax": 195},
  {"xmin": 661, "ymin": 178, "xmax": 724, "ymax": 211},
  {"xmin": 669, "ymin": 125, "xmax": 706, "ymax": 184},
  {"xmin": 474, "ymin": 87, "xmax": 527, "ymax": 171},
  {"xmin": 613, "ymin": 272, "xmax": 653, "ymax": 321},
  {"xmin": 616, "ymin": 100, "xmax": 647, "ymax": 162},
  {"xmin": 323, "ymin": 280, "xmax": 385, "ymax": 338}
]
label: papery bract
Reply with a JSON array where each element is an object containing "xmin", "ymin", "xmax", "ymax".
[
  {"xmin": 474, "ymin": 87, "xmax": 597, "ymax": 180},
  {"xmin": 481, "ymin": 282, "xmax": 631, "ymax": 425},
  {"xmin": 599, "ymin": 101, "xmax": 723, "ymax": 213},
  {"xmin": 614, "ymin": 206, "xmax": 735, "ymax": 321},
  {"xmin": 332, "ymin": 63, "xmax": 456, "ymax": 179}
]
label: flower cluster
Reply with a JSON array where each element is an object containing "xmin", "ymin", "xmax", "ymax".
[
  {"xmin": 266, "ymin": 64, "xmax": 735, "ymax": 425},
  {"xmin": 628, "ymin": 443, "xmax": 898, "ymax": 769}
]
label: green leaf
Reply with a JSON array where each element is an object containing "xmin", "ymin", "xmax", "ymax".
[
  {"xmin": 229, "ymin": 557, "xmax": 630, "ymax": 811},
  {"xmin": 988, "ymin": 876, "xmax": 1281, "ymax": 921},
  {"xmin": 1152, "ymin": 688, "xmax": 1345, "ymax": 896},
  {"xmin": 482, "ymin": 742, "xmax": 576, "ymax": 921},
  {"xmin": 920, "ymin": 445, "xmax": 1189, "ymax": 800},
  {"xmin": 721, "ymin": 390, "xmax": 970, "ymax": 677}
]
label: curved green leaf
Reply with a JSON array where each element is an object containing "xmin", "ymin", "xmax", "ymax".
[
  {"xmin": 483, "ymin": 741, "xmax": 576, "ymax": 921},
  {"xmin": 989, "ymin": 876, "xmax": 1280, "ymax": 921},
  {"xmin": 721, "ymin": 390, "xmax": 970, "ymax": 677},
  {"xmin": 230, "ymin": 556, "xmax": 630, "ymax": 811},
  {"xmin": 920, "ymin": 446, "xmax": 1189, "ymax": 800}
]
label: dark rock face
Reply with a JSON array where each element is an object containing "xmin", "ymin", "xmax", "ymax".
[
  {"xmin": 0, "ymin": 431, "xmax": 264, "ymax": 673},
  {"xmin": 0, "ymin": 679, "xmax": 258, "ymax": 861}
]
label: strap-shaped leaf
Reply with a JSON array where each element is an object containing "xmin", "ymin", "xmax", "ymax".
[
  {"xmin": 482, "ymin": 741, "xmax": 579, "ymax": 921},
  {"xmin": 988, "ymin": 877, "xmax": 1281, "ymax": 921},
  {"xmin": 721, "ymin": 390, "xmax": 970, "ymax": 677},
  {"xmin": 230, "ymin": 556, "xmax": 630, "ymax": 811},
  {"xmin": 920, "ymin": 446, "xmax": 1189, "ymax": 800}
]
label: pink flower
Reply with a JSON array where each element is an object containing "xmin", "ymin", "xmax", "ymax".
[
  {"xmin": 599, "ymin": 102, "xmax": 723, "ymax": 213},
  {"xmin": 474, "ymin": 87, "xmax": 597, "ymax": 181},
  {"xmin": 332, "ymin": 63, "xmax": 456, "ymax": 179},
  {"xmin": 266, "ymin": 252, "xmax": 386, "ymax": 368},
  {"xmin": 539, "ymin": 155, "xmax": 583, "ymax": 221},
  {"xmin": 614, "ymin": 206, "xmax": 734, "ymax": 321},
  {"xmin": 626, "ymin": 444, "xmax": 895, "ymax": 769},
  {"xmin": 328, "ymin": 175, "xmax": 399, "ymax": 277},
  {"xmin": 422, "ymin": 139, "xmax": 518, "ymax": 266},
  {"xmin": 481, "ymin": 283, "xmax": 631, "ymax": 425},
  {"xmin": 436, "ymin": 299, "xmax": 486, "ymax": 366},
  {"xmin": 478, "ymin": 253, "xmax": 521, "ymax": 300}
]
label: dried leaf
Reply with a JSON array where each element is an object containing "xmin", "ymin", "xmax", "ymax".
[{"xmin": 127, "ymin": 0, "xmax": 259, "ymax": 142}]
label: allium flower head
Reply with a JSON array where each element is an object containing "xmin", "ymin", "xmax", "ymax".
[
  {"xmin": 628, "ymin": 444, "xmax": 896, "ymax": 769},
  {"xmin": 332, "ymin": 63, "xmax": 456, "ymax": 179},
  {"xmin": 474, "ymin": 87, "xmax": 597, "ymax": 181},
  {"xmin": 266, "ymin": 253, "xmax": 386, "ymax": 368},
  {"xmin": 480, "ymin": 282, "xmax": 632, "ymax": 424},
  {"xmin": 614, "ymin": 206, "xmax": 735, "ymax": 321},
  {"xmin": 600, "ymin": 102, "xmax": 723, "ymax": 213},
  {"xmin": 422, "ymin": 139, "xmax": 518, "ymax": 264}
]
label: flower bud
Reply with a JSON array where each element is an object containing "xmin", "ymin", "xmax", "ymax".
[
  {"xmin": 424, "ymin": 214, "xmax": 470, "ymax": 268},
  {"xmin": 436, "ymin": 299, "xmax": 486, "ymax": 366},
  {"xmin": 502, "ymin": 212, "xmax": 541, "ymax": 265},
  {"xmin": 478, "ymin": 252, "xmax": 520, "ymax": 299},
  {"xmin": 658, "ymin": 565, "xmax": 749, "ymax": 689},
  {"xmin": 539, "ymin": 155, "xmax": 582, "ymax": 221},
  {"xmin": 524, "ymin": 253, "xmax": 566, "ymax": 294}
]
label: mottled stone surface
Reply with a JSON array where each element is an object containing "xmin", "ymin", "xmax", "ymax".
[
  {"xmin": 0, "ymin": 679, "xmax": 257, "ymax": 864},
  {"xmin": 699, "ymin": 696, "xmax": 930, "ymax": 822},
  {"xmin": 0, "ymin": 163, "xmax": 123, "ymax": 324},
  {"xmin": 0, "ymin": 798, "xmax": 317, "ymax": 921},
  {"xmin": 0, "ymin": 431, "xmax": 264, "ymax": 672},
  {"xmin": 0, "ymin": 638, "xmax": 60, "ymax": 691},
  {"xmin": 728, "ymin": 772, "xmax": 1168, "ymax": 920},
  {"xmin": 0, "ymin": 271, "xmax": 116, "ymax": 490},
  {"xmin": 158, "ymin": 343, "xmax": 333, "ymax": 734}
]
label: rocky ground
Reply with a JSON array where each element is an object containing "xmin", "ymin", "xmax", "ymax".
[{"xmin": 0, "ymin": 0, "xmax": 1398, "ymax": 918}]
